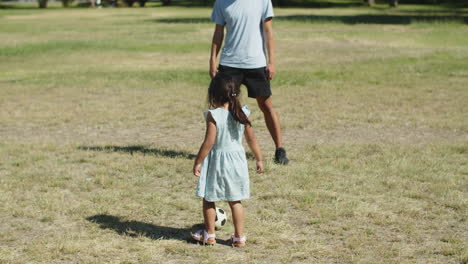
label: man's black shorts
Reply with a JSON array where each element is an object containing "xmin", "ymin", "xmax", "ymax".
[{"xmin": 217, "ymin": 64, "xmax": 272, "ymax": 98}]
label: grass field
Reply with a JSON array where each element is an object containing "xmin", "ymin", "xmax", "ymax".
[{"xmin": 1, "ymin": 3, "xmax": 467, "ymax": 264}]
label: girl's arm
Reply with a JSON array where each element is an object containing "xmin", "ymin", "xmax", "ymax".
[
  {"xmin": 244, "ymin": 125, "xmax": 264, "ymax": 173},
  {"xmin": 210, "ymin": 24, "xmax": 224, "ymax": 78},
  {"xmin": 193, "ymin": 114, "xmax": 217, "ymax": 177}
]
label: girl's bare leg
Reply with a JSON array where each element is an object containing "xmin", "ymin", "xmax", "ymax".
[
  {"xmin": 228, "ymin": 201, "xmax": 244, "ymax": 238},
  {"xmin": 203, "ymin": 199, "xmax": 216, "ymax": 235}
]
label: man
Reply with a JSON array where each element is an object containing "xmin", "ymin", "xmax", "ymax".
[{"xmin": 209, "ymin": 0, "xmax": 289, "ymax": 165}]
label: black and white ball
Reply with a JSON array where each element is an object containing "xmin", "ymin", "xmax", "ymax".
[{"xmin": 215, "ymin": 207, "xmax": 227, "ymax": 229}]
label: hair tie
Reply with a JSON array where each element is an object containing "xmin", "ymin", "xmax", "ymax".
[{"xmin": 231, "ymin": 93, "xmax": 237, "ymax": 97}]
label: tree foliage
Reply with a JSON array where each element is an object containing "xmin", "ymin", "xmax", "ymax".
[{"xmin": 38, "ymin": 0, "xmax": 47, "ymax": 8}]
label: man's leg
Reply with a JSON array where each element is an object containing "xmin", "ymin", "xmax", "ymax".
[
  {"xmin": 256, "ymin": 96, "xmax": 289, "ymax": 164},
  {"xmin": 256, "ymin": 96, "xmax": 282, "ymax": 148}
]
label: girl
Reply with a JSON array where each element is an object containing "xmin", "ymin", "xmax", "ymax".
[{"xmin": 192, "ymin": 72, "xmax": 264, "ymax": 247}]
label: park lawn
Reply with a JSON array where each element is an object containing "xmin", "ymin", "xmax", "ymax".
[{"xmin": 0, "ymin": 3, "xmax": 467, "ymax": 264}]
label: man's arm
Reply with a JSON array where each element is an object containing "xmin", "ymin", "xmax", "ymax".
[
  {"xmin": 263, "ymin": 18, "xmax": 275, "ymax": 80},
  {"xmin": 210, "ymin": 24, "xmax": 225, "ymax": 78}
]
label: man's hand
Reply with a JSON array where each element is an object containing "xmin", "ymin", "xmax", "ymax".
[
  {"xmin": 266, "ymin": 63, "xmax": 275, "ymax": 80},
  {"xmin": 193, "ymin": 163, "xmax": 202, "ymax": 177},
  {"xmin": 209, "ymin": 60, "xmax": 218, "ymax": 78}
]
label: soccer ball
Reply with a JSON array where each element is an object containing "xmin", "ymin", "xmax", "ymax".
[{"xmin": 215, "ymin": 207, "xmax": 227, "ymax": 229}]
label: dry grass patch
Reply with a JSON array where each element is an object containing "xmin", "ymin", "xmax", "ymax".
[{"xmin": 1, "ymin": 4, "xmax": 467, "ymax": 264}]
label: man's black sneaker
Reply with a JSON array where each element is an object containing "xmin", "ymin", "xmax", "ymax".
[{"xmin": 274, "ymin": 148, "xmax": 289, "ymax": 165}]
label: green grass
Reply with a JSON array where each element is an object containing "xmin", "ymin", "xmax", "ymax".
[{"xmin": 0, "ymin": 3, "xmax": 467, "ymax": 264}]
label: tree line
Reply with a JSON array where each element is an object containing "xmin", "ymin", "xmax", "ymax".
[{"xmin": 30, "ymin": 0, "xmax": 465, "ymax": 9}]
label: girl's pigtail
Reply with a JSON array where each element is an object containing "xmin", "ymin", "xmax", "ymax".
[{"xmin": 228, "ymin": 83, "xmax": 251, "ymax": 127}]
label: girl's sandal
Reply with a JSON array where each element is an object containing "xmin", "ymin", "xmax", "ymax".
[
  {"xmin": 191, "ymin": 230, "xmax": 216, "ymax": 246},
  {"xmin": 230, "ymin": 234, "xmax": 247, "ymax": 247}
]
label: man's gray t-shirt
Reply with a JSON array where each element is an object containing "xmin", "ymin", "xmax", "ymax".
[{"xmin": 211, "ymin": 0, "xmax": 274, "ymax": 69}]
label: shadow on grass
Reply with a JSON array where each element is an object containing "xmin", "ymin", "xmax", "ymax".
[
  {"xmin": 154, "ymin": 13, "xmax": 467, "ymax": 25},
  {"xmin": 86, "ymin": 214, "xmax": 230, "ymax": 245},
  {"xmin": 273, "ymin": 1, "xmax": 363, "ymax": 8},
  {"xmin": 151, "ymin": 17, "xmax": 211, "ymax": 23},
  {"xmin": 78, "ymin": 145, "xmax": 196, "ymax": 159},
  {"xmin": 276, "ymin": 14, "xmax": 468, "ymax": 24},
  {"xmin": 79, "ymin": 145, "xmax": 255, "ymax": 160},
  {"xmin": 393, "ymin": 9, "xmax": 468, "ymax": 15}
]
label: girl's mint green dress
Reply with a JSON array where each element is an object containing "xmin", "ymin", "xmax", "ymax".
[{"xmin": 196, "ymin": 106, "xmax": 251, "ymax": 202}]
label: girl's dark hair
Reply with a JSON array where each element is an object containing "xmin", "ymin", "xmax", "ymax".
[{"xmin": 208, "ymin": 73, "xmax": 251, "ymax": 126}]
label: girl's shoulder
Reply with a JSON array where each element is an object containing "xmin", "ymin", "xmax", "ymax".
[
  {"xmin": 203, "ymin": 106, "xmax": 251, "ymax": 123},
  {"xmin": 203, "ymin": 108, "xmax": 227, "ymax": 124},
  {"xmin": 241, "ymin": 105, "xmax": 251, "ymax": 117}
]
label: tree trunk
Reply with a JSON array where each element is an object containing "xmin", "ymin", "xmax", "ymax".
[
  {"xmin": 162, "ymin": 0, "xmax": 171, "ymax": 6},
  {"xmin": 363, "ymin": 0, "xmax": 375, "ymax": 6},
  {"xmin": 138, "ymin": 0, "xmax": 146, "ymax": 7},
  {"xmin": 38, "ymin": 0, "xmax": 48, "ymax": 8},
  {"xmin": 275, "ymin": 0, "xmax": 287, "ymax": 7},
  {"xmin": 389, "ymin": 0, "xmax": 398, "ymax": 7}
]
